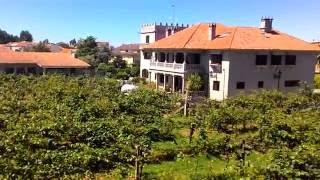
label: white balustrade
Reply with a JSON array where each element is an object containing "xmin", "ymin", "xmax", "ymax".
[{"xmin": 150, "ymin": 62, "xmax": 201, "ymax": 72}]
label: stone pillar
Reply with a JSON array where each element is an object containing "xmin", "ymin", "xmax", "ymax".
[
  {"xmin": 155, "ymin": 73, "xmax": 158, "ymax": 90},
  {"xmin": 183, "ymin": 53, "xmax": 187, "ymax": 64},
  {"xmin": 182, "ymin": 75, "xmax": 185, "ymax": 93},
  {"xmin": 163, "ymin": 74, "xmax": 166, "ymax": 91},
  {"xmin": 165, "ymin": 53, "xmax": 168, "ymax": 63},
  {"xmin": 172, "ymin": 75, "xmax": 175, "ymax": 92}
]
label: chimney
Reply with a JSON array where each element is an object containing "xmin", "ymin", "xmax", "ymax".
[
  {"xmin": 260, "ymin": 17, "xmax": 273, "ymax": 33},
  {"xmin": 208, "ymin": 23, "xmax": 216, "ymax": 40}
]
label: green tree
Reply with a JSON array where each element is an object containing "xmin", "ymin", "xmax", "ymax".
[
  {"xmin": 184, "ymin": 73, "xmax": 203, "ymax": 116},
  {"xmin": 76, "ymin": 36, "xmax": 111, "ymax": 68},
  {"xmin": 28, "ymin": 41, "xmax": 51, "ymax": 52},
  {"xmin": 112, "ymin": 56, "xmax": 127, "ymax": 68},
  {"xmin": 0, "ymin": 28, "xmax": 19, "ymax": 44},
  {"xmin": 19, "ymin": 30, "xmax": 33, "ymax": 42}
]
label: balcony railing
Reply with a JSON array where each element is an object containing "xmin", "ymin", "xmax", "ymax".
[{"xmin": 150, "ymin": 62, "xmax": 201, "ymax": 72}]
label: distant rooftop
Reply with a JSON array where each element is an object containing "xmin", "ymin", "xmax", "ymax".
[{"xmin": 0, "ymin": 52, "xmax": 90, "ymax": 68}]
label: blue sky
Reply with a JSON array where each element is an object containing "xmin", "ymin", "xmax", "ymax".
[{"xmin": 0, "ymin": 0, "xmax": 319, "ymax": 46}]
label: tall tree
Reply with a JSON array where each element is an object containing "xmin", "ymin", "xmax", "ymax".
[
  {"xmin": 0, "ymin": 29, "xmax": 19, "ymax": 44},
  {"xmin": 19, "ymin": 30, "xmax": 33, "ymax": 42},
  {"xmin": 75, "ymin": 36, "xmax": 111, "ymax": 68},
  {"xmin": 69, "ymin": 39, "xmax": 77, "ymax": 47}
]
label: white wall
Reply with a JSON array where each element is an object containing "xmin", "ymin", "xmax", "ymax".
[
  {"xmin": 227, "ymin": 51, "xmax": 318, "ymax": 97},
  {"xmin": 207, "ymin": 51, "xmax": 230, "ymax": 101}
]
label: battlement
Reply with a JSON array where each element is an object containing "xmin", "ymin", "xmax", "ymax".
[{"xmin": 141, "ymin": 22, "xmax": 190, "ymax": 28}]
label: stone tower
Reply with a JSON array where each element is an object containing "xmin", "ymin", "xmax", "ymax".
[{"xmin": 140, "ymin": 23, "xmax": 188, "ymax": 44}]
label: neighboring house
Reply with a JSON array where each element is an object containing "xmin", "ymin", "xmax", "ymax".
[
  {"xmin": 0, "ymin": 52, "xmax": 90, "ymax": 75},
  {"xmin": 5, "ymin": 41, "xmax": 34, "ymax": 52},
  {"xmin": 97, "ymin": 41, "xmax": 110, "ymax": 49},
  {"xmin": 140, "ymin": 18, "xmax": 320, "ymax": 100},
  {"xmin": 113, "ymin": 44, "xmax": 141, "ymax": 66}
]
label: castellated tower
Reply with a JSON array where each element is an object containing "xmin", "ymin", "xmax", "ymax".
[
  {"xmin": 139, "ymin": 22, "xmax": 188, "ymax": 79},
  {"xmin": 140, "ymin": 22, "xmax": 188, "ymax": 44}
]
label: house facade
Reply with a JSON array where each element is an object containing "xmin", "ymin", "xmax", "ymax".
[
  {"xmin": 140, "ymin": 18, "xmax": 320, "ymax": 100},
  {"xmin": 0, "ymin": 52, "xmax": 90, "ymax": 75},
  {"xmin": 113, "ymin": 44, "xmax": 141, "ymax": 66}
]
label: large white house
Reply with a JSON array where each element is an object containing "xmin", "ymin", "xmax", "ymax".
[{"xmin": 140, "ymin": 18, "xmax": 320, "ymax": 100}]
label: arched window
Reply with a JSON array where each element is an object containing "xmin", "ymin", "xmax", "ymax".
[
  {"xmin": 142, "ymin": 69, "xmax": 149, "ymax": 78},
  {"xmin": 146, "ymin": 35, "xmax": 150, "ymax": 43}
]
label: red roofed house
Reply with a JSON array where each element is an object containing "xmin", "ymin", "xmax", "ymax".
[
  {"xmin": 5, "ymin": 41, "xmax": 35, "ymax": 52},
  {"xmin": 140, "ymin": 18, "xmax": 320, "ymax": 100},
  {"xmin": 0, "ymin": 52, "xmax": 90, "ymax": 75}
]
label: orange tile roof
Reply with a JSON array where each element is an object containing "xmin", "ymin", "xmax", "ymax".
[
  {"xmin": 0, "ymin": 45, "xmax": 11, "ymax": 52},
  {"xmin": 0, "ymin": 52, "xmax": 90, "ymax": 68},
  {"xmin": 144, "ymin": 23, "xmax": 320, "ymax": 52},
  {"xmin": 61, "ymin": 48, "xmax": 75, "ymax": 54}
]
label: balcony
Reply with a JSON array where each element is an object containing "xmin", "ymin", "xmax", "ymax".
[{"xmin": 150, "ymin": 62, "xmax": 201, "ymax": 73}]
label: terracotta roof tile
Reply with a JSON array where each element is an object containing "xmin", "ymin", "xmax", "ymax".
[
  {"xmin": 0, "ymin": 52, "xmax": 90, "ymax": 68},
  {"xmin": 0, "ymin": 45, "xmax": 11, "ymax": 52},
  {"xmin": 144, "ymin": 23, "xmax": 320, "ymax": 52}
]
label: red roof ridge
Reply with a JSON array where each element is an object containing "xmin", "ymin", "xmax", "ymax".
[
  {"xmin": 183, "ymin": 24, "xmax": 202, "ymax": 48},
  {"xmin": 229, "ymin": 27, "xmax": 238, "ymax": 49}
]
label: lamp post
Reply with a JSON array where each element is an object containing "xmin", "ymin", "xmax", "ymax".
[{"xmin": 274, "ymin": 70, "xmax": 282, "ymax": 90}]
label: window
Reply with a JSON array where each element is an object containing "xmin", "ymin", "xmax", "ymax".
[
  {"xmin": 285, "ymin": 80, "xmax": 300, "ymax": 87},
  {"xmin": 160, "ymin": 52, "xmax": 166, "ymax": 62},
  {"xmin": 159, "ymin": 74, "xmax": 164, "ymax": 83},
  {"xmin": 16, "ymin": 67, "xmax": 25, "ymax": 74},
  {"xmin": 146, "ymin": 35, "xmax": 150, "ymax": 43},
  {"xmin": 258, "ymin": 81, "xmax": 264, "ymax": 88},
  {"xmin": 210, "ymin": 54, "xmax": 222, "ymax": 64},
  {"xmin": 256, "ymin": 55, "xmax": 268, "ymax": 65},
  {"xmin": 236, "ymin": 82, "xmax": 245, "ymax": 89},
  {"xmin": 189, "ymin": 54, "xmax": 201, "ymax": 64},
  {"xmin": 285, "ymin": 55, "xmax": 296, "ymax": 65},
  {"xmin": 213, "ymin": 81, "xmax": 220, "ymax": 91},
  {"xmin": 4, "ymin": 67, "xmax": 14, "ymax": 74},
  {"xmin": 271, "ymin": 55, "xmax": 282, "ymax": 65},
  {"xmin": 27, "ymin": 67, "xmax": 37, "ymax": 74},
  {"xmin": 143, "ymin": 52, "xmax": 152, "ymax": 59},
  {"xmin": 167, "ymin": 29, "xmax": 172, "ymax": 36}
]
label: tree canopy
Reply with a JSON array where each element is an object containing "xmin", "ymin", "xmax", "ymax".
[
  {"xmin": 29, "ymin": 41, "xmax": 51, "ymax": 52},
  {"xmin": 0, "ymin": 28, "xmax": 33, "ymax": 44},
  {"xmin": 0, "ymin": 29, "xmax": 19, "ymax": 44},
  {"xmin": 75, "ymin": 36, "xmax": 111, "ymax": 68},
  {"xmin": 19, "ymin": 30, "xmax": 33, "ymax": 42}
]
